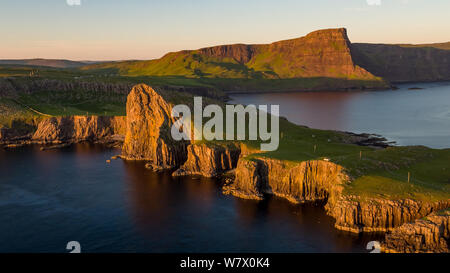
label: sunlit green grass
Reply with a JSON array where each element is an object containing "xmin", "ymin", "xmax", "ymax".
[{"xmin": 239, "ymin": 119, "xmax": 450, "ymax": 202}]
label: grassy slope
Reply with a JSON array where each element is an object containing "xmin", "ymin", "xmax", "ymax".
[
  {"xmin": 0, "ymin": 64, "xmax": 231, "ymax": 127},
  {"xmin": 236, "ymin": 118, "xmax": 450, "ymax": 202},
  {"xmin": 0, "ymin": 67, "xmax": 227, "ymax": 128},
  {"xmin": 0, "ymin": 65, "xmax": 88, "ymax": 79},
  {"xmin": 0, "ymin": 67, "xmax": 127, "ymax": 127},
  {"xmin": 15, "ymin": 90, "xmax": 126, "ymax": 116},
  {"xmin": 83, "ymin": 52, "xmax": 262, "ymax": 78},
  {"xmin": 0, "ymin": 98, "xmax": 39, "ymax": 129}
]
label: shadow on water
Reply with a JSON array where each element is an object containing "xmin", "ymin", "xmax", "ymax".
[
  {"xmin": 121, "ymin": 160, "xmax": 383, "ymax": 253},
  {"xmin": 0, "ymin": 144, "xmax": 383, "ymax": 253}
]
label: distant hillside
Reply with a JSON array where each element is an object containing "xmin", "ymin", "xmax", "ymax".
[
  {"xmin": 0, "ymin": 59, "xmax": 92, "ymax": 68},
  {"xmin": 398, "ymin": 42, "xmax": 450, "ymax": 51},
  {"xmin": 83, "ymin": 29, "xmax": 387, "ymax": 91},
  {"xmin": 352, "ymin": 43, "xmax": 450, "ymax": 82}
]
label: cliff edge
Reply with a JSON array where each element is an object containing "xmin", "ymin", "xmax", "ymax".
[{"xmin": 121, "ymin": 84, "xmax": 188, "ymax": 169}]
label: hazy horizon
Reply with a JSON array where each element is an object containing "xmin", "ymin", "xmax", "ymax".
[{"xmin": 1, "ymin": 0, "xmax": 450, "ymax": 61}]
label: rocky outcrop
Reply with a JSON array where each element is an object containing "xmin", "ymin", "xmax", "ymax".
[
  {"xmin": 172, "ymin": 143, "xmax": 241, "ymax": 177},
  {"xmin": 383, "ymin": 211, "xmax": 450, "ymax": 253},
  {"xmin": 325, "ymin": 197, "xmax": 450, "ymax": 233},
  {"xmin": 121, "ymin": 84, "xmax": 188, "ymax": 169},
  {"xmin": 223, "ymin": 159, "xmax": 265, "ymax": 200},
  {"xmin": 199, "ymin": 44, "xmax": 257, "ymax": 64},
  {"xmin": 31, "ymin": 116, "xmax": 126, "ymax": 144},
  {"xmin": 224, "ymin": 157, "xmax": 347, "ymax": 203},
  {"xmin": 0, "ymin": 127, "xmax": 20, "ymax": 141}
]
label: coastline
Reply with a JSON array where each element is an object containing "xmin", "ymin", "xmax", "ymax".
[
  {"xmin": 1, "ymin": 83, "xmax": 449, "ymax": 253},
  {"xmin": 224, "ymin": 85, "xmax": 394, "ymax": 95}
]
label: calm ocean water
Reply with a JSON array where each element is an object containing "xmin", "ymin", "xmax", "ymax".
[
  {"xmin": 0, "ymin": 144, "xmax": 381, "ymax": 253},
  {"xmin": 230, "ymin": 82, "xmax": 450, "ymax": 148}
]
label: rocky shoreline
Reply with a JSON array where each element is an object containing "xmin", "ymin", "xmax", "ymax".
[
  {"xmin": 0, "ymin": 116, "xmax": 126, "ymax": 148},
  {"xmin": 1, "ymin": 83, "xmax": 448, "ymax": 253},
  {"xmin": 382, "ymin": 210, "xmax": 450, "ymax": 253}
]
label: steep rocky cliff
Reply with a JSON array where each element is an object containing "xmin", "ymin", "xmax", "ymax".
[
  {"xmin": 223, "ymin": 155, "xmax": 450, "ymax": 235},
  {"xmin": 121, "ymin": 84, "xmax": 188, "ymax": 169},
  {"xmin": 248, "ymin": 28, "xmax": 377, "ymax": 80},
  {"xmin": 83, "ymin": 28, "xmax": 384, "ymax": 87},
  {"xmin": 224, "ymin": 157, "xmax": 347, "ymax": 203},
  {"xmin": 198, "ymin": 44, "xmax": 257, "ymax": 64},
  {"xmin": 223, "ymin": 159, "xmax": 265, "ymax": 200},
  {"xmin": 352, "ymin": 43, "xmax": 450, "ymax": 82},
  {"xmin": 325, "ymin": 197, "xmax": 450, "ymax": 233},
  {"xmin": 32, "ymin": 116, "xmax": 126, "ymax": 144},
  {"xmin": 172, "ymin": 143, "xmax": 241, "ymax": 177},
  {"xmin": 194, "ymin": 28, "xmax": 372, "ymax": 79},
  {"xmin": 383, "ymin": 210, "xmax": 450, "ymax": 253}
]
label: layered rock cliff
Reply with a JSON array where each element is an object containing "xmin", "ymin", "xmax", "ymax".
[
  {"xmin": 223, "ymin": 159, "xmax": 264, "ymax": 200},
  {"xmin": 172, "ymin": 143, "xmax": 241, "ymax": 177},
  {"xmin": 325, "ymin": 197, "xmax": 450, "ymax": 233},
  {"xmin": 223, "ymin": 155, "xmax": 450, "ymax": 235},
  {"xmin": 224, "ymin": 157, "xmax": 347, "ymax": 203},
  {"xmin": 121, "ymin": 84, "xmax": 188, "ymax": 169},
  {"xmin": 32, "ymin": 116, "xmax": 126, "ymax": 144},
  {"xmin": 248, "ymin": 28, "xmax": 378, "ymax": 80},
  {"xmin": 383, "ymin": 210, "xmax": 450, "ymax": 253},
  {"xmin": 1, "ymin": 115, "xmax": 126, "ymax": 145},
  {"xmin": 195, "ymin": 28, "xmax": 374, "ymax": 79},
  {"xmin": 198, "ymin": 44, "xmax": 257, "ymax": 64}
]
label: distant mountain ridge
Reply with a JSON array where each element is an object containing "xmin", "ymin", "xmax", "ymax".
[
  {"xmin": 0, "ymin": 59, "xmax": 97, "ymax": 68},
  {"xmin": 84, "ymin": 28, "xmax": 381, "ymax": 82},
  {"xmin": 397, "ymin": 42, "xmax": 450, "ymax": 51},
  {"xmin": 82, "ymin": 28, "xmax": 450, "ymax": 89}
]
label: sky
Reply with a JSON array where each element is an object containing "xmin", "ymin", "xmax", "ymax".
[{"xmin": 0, "ymin": 0, "xmax": 449, "ymax": 61}]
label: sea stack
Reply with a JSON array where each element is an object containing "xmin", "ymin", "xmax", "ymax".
[{"xmin": 121, "ymin": 84, "xmax": 188, "ymax": 169}]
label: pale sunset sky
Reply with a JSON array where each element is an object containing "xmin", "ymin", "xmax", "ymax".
[{"xmin": 0, "ymin": 0, "xmax": 449, "ymax": 60}]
